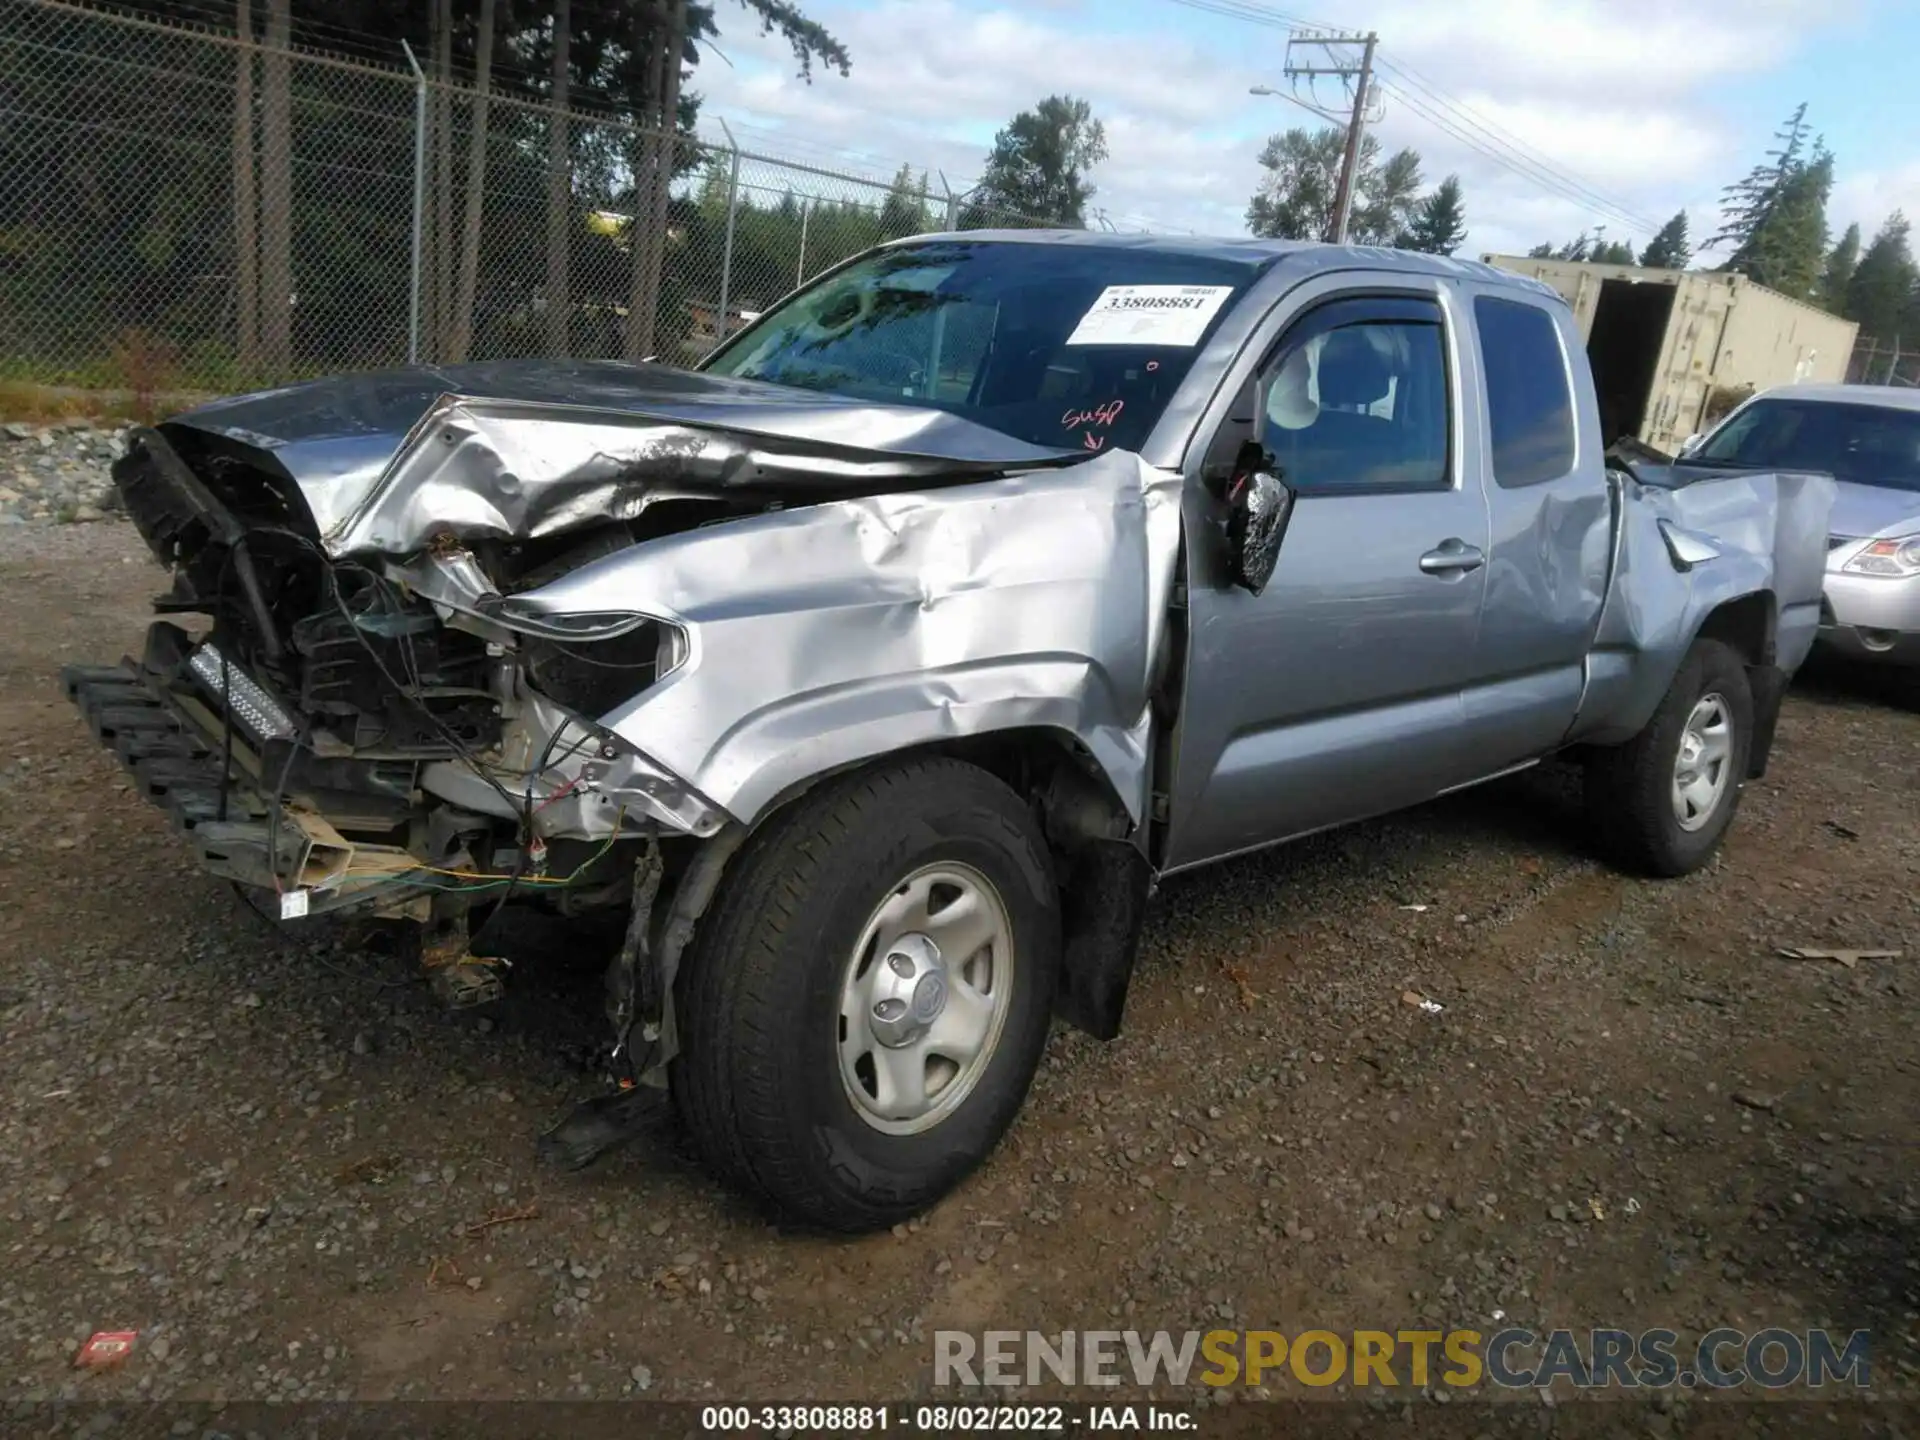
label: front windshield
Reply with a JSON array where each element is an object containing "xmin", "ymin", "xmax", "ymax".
[
  {"xmin": 1693, "ymin": 397, "xmax": 1920, "ymax": 491},
  {"xmin": 700, "ymin": 240, "xmax": 1266, "ymax": 454}
]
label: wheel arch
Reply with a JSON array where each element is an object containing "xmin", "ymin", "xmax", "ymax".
[
  {"xmin": 1693, "ymin": 588, "xmax": 1778, "ymax": 668},
  {"xmin": 1691, "ymin": 590, "xmax": 1789, "ymax": 778},
  {"xmin": 715, "ymin": 727, "xmax": 1152, "ymax": 1045}
]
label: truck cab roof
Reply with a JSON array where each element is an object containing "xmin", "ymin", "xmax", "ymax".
[{"xmin": 889, "ymin": 229, "xmax": 1567, "ymax": 304}]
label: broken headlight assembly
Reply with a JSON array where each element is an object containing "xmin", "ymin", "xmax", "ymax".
[
  {"xmin": 482, "ymin": 598, "xmax": 656, "ymax": 641},
  {"xmin": 514, "ymin": 610, "xmax": 689, "ymax": 723}
]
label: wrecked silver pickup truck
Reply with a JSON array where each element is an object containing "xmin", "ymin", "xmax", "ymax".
[{"xmin": 67, "ymin": 234, "xmax": 1832, "ymax": 1230}]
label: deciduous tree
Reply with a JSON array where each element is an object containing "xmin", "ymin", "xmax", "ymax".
[
  {"xmin": 1247, "ymin": 127, "xmax": 1422, "ymax": 245},
  {"xmin": 964, "ymin": 96, "xmax": 1108, "ymax": 228}
]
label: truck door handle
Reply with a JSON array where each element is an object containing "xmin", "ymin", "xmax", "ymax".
[{"xmin": 1418, "ymin": 540, "xmax": 1485, "ymax": 575}]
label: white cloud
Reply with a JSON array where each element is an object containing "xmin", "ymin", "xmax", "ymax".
[
  {"xmin": 1830, "ymin": 163, "xmax": 1920, "ymax": 243},
  {"xmin": 1366, "ymin": 0, "xmax": 1826, "ymax": 98},
  {"xmin": 687, "ymin": 0, "xmax": 1886, "ymax": 258}
]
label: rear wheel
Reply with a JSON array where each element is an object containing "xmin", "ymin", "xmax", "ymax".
[
  {"xmin": 673, "ymin": 757, "xmax": 1060, "ymax": 1231},
  {"xmin": 1586, "ymin": 638, "xmax": 1753, "ymax": 877}
]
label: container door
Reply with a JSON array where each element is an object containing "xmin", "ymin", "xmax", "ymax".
[{"xmin": 1643, "ymin": 274, "xmax": 1733, "ymax": 452}]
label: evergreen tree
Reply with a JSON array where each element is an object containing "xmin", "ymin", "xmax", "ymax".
[
  {"xmin": 1712, "ymin": 106, "xmax": 1833, "ymax": 298},
  {"xmin": 878, "ymin": 163, "xmax": 931, "ymax": 239},
  {"xmin": 1844, "ymin": 212, "xmax": 1918, "ymax": 340},
  {"xmin": 1639, "ymin": 211, "xmax": 1690, "ymax": 269},
  {"xmin": 1762, "ymin": 142, "xmax": 1834, "ymax": 299},
  {"xmin": 1712, "ymin": 103, "xmax": 1809, "ymax": 255},
  {"xmin": 1593, "ymin": 239, "xmax": 1637, "ymax": 264},
  {"xmin": 1819, "ymin": 222, "xmax": 1861, "ymax": 313},
  {"xmin": 1396, "ymin": 175, "xmax": 1466, "ymax": 254}
]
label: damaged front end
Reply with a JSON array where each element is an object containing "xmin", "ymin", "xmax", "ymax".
[
  {"xmin": 66, "ymin": 367, "xmax": 1180, "ymax": 1125},
  {"xmin": 65, "ymin": 418, "xmax": 720, "ymax": 1035}
]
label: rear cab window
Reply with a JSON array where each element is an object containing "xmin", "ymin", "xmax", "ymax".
[{"xmin": 1475, "ymin": 294, "xmax": 1577, "ymax": 487}]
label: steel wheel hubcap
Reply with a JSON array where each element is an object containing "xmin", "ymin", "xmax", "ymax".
[
  {"xmin": 838, "ymin": 862, "xmax": 1013, "ymax": 1135},
  {"xmin": 1672, "ymin": 692, "xmax": 1733, "ymax": 832}
]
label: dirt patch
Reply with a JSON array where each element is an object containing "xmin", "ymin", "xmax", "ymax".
[{"xmin": 1, "ymin": 521, "xmax": 1914, "ymax": 1414}]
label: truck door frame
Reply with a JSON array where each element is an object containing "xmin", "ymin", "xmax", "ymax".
[{"xmin": 1157, "ymin": 268, "xmax": 1499, "ymax": 873}]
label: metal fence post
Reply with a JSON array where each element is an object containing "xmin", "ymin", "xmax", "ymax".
[
  {"xmin": 796, "ymin": 197, "xmax": 810, "ymax": 288},
  {"xmin": 714, "ymin": 120, "xmax": 742, "ymax": 344},
  {"xmin": 939, "ymin": 171, "xmax": 958, "ymax": 230},
  {"xmin": 401, "ymin": 40, "xmax": 427, "ymax": 365}
]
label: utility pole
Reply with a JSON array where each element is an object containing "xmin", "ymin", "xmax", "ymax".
[{"xmin": 1283, "ymin": 30, "xmax": 1377, "ymax": 244}]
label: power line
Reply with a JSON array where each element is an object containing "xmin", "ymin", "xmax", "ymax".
[
  {"xmin": 1160, "ymin": 0, "xmax": 1330, "ymax": 29},
  {"xmin": 1159, "ymin": 0, "xmax": 1663, "ymax": 238},
  {"xmin": 1372, "ymin": 76, "xmax": 1660, "ymax": 238},
  {"xmin": 1374, "ymin": 58, "xmax": 1663, "ymax": 235}
]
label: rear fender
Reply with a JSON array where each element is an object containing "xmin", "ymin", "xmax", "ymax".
[{"xmin": 1570, "ymin": 469, "xmax": 1832, "ymax": 747}]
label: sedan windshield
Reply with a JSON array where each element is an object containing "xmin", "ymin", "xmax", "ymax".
[
  {"xmin": 700, "ymin": 240, "xmax": 1267, "ymax": 454},
  {"xmin": 1692, "ymin": 397, "xmax": 1920, "ymax": 491}
]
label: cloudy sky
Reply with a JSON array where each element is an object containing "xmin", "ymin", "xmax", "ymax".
[{"xmin": 687, "ymin": 0, "xmax": 1917, "ymax": 262}]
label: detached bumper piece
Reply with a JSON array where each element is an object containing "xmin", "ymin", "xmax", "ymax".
[
  {"xmin": 63, "ymin": 637, "xmax": 433, "ymax": 920},
  {"xmin": 63, "ymin": 660, "xmax": 279, "ymax": 858}
]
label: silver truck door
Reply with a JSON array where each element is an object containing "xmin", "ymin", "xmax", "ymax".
[
  {"xmin": 1455, "ymin": 289, "xmax": 1612, "ymax": 765},
  {"xmin": 1165, "ymin": 281, "xmax": 1493, "ymax": 871}
]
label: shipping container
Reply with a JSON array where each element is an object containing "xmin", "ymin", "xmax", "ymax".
[{"xmin": 1481, "ymin": 256, "xmax": 1859, "ymax": 454}]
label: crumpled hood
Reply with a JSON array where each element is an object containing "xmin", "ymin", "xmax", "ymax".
[
  {"xmin": 1825, "ymin": 478, "xmax": 1920, "ymax": 540},
  {"xmin": 160, "ymin": 359, "xmax": 1078, "ymax": 557}
]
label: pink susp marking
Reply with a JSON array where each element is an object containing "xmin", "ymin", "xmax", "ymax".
[{"xmin": 1061, "ymin": 398, "xmax": 1125, "ymax": 432}]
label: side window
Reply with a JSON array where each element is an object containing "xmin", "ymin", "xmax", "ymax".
[
  {"xmin": 1258, "ymin": 304, "xmax": 1450, "ymax": 494},
  {"xmin": 1475, "ymin": 295, "xmax": 1577, "ymax": 488}
]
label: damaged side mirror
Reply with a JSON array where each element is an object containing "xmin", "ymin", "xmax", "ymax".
[{"xmin": 1224, "ymin": 453, "xmax": 1293, "ymax": 597}]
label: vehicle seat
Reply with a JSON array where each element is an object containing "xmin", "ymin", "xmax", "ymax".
[{"xmin": 1299, "ymin": 329, "xmax": 1395, "ymax": 485}]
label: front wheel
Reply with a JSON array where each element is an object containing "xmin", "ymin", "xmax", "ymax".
[
  {"xmin": 673, "ymin": 758, "xmax": 1060, "ymax": 1231},
  {"xmin": 1586, "ymin": 638, "xmax": 1754, "ymax": 877}
]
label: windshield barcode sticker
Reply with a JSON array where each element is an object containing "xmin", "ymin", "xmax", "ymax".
[{"xmin": 1065, "ymin": 285, "xmax": 1236, "ymax": 347}]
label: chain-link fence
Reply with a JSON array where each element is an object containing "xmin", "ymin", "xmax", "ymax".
[
  {"xmin": 0, "ymin": 0, "xmax": 1065, "ymax": 394},
  {"xmin": 1848, "ymin": 335, "xmax": 1920, "ymax": 389}
]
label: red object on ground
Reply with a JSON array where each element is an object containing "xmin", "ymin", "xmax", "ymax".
[{"xmin": 73, "ymin": 1331, "xmax": 138, "ymax": 1368}]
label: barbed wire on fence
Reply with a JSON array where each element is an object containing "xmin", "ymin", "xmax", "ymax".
[{"xmin": 0, "ymin": 0, "xmax": 1160, "ymax": 396}]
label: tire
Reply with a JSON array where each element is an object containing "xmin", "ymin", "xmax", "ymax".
[
  {"xmin": 1586, "ymin": 638, "xmax": 1754, "ymax": 877},
  {"xmin": 672, "ymin": 757, "xmax": 1060, "ymax": 1231}
]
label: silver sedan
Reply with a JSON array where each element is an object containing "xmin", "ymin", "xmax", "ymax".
[{"xmin": 1682, "ymin": 383, "xmax": 1920, "ymax": 664}]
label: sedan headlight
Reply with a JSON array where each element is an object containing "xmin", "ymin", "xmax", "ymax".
[{"xmin": 1842, "ymin": 536, "xmax": 1920, "ymax": 578}]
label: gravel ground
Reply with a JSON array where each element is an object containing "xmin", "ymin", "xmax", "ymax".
[
  {"xmin": 0, "ymin": 424, "xmax": 128, "ymax": 525},
  {"xmin": 1, "ymin": 519, "xmax": 1916, "ymax": 1420}
]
